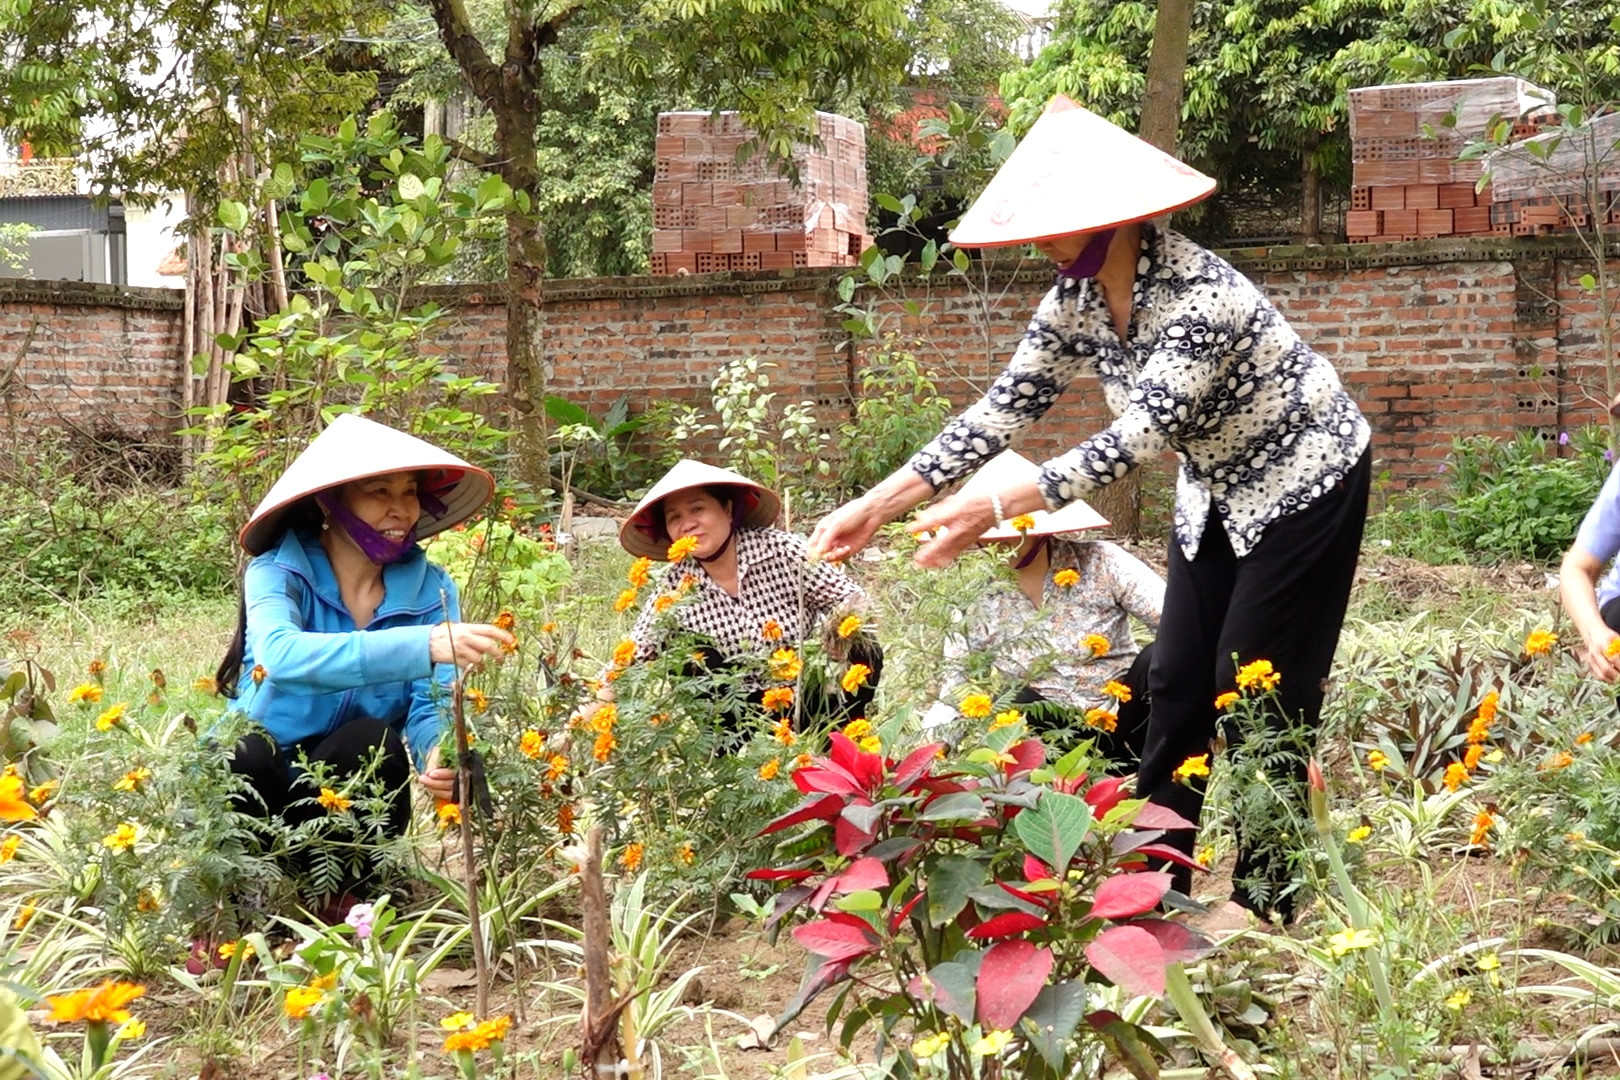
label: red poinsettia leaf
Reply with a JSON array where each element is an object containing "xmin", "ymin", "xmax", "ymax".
[
  {"xmin": 965, "ymin": 911, "xmax": 1049, "ymax": 939},
  {"xmin": 998, "ymin": 881, "xmax": 1052, "ymax": 909},
  {"xmin": 794, "ymin": 763, "xmax": 863, "ymax": 797},
  {"xmin": 1089, "ymin": 872, "xmax": 1173, "ymax": 921},
  {"xmin": 1133, "ymin": 843, "xmax": 1208, "ymax": 872},
  {"xmin": 1084, "ymin": 925, "xmax": 1167, "ymax": 998},
  {"xmin": 792, "ymin": 918, "xmax": 879, "ymax": 962},
  {"xmin": 915, "ymin": 777, "xmax": 970, "ymax": 795},
  {"xmin": 1129, "ymin": 917, "xmax": 1214, "ymax": 965},
  {"xmin": 758, "ymin": 794, "xmax": 845, "ymax": 836},
  {"xmin": 977, "ymin": 939, "xmax": 1054, "ymax": 1030},
  {"xmin": 809, "ymin": 876, "xmax": 840, "ymax": 912},
  {"xmin": 889, "ymin": 891, "xmax": 925, "ymax": 934},
  {"xmin": 835, "ymin": 814, "xmax": 875, "ymax": 857},
  {"xmin": 1005, "ymin": 738, "xmax": 1046, "ymax": 777},
  {"xmin": 1083, "ymin": 776, "xmax": 1129, "ymax": 816},
  {"xmin": 1024, "ymin": 853, "xmax": 1054, "ymax": 881},
  {"xmin": 831, "ymin": 856, "xmax": 888, "ymax": 894},
  {"xmin": 1130, "ymin": 803, "xmax": 1198, "ymax": 831},
  {"xmin": 776, "ymin": 955, "xmax": 852, "ymax": 1031},
  {"xmin": 826, "ymin": 732, "xmax": 867, "ymax": 777},
  {"xmin": 744, "ymin": 867, "xmax": 817, "ymax": 882},
  {"xmin": 822, "ymin": 910, "xmax": 875, "ymax": 930},
  {"xmin": 893, "ymin": 742, "xmax": 945, "ymax": 791},
  {"xmin": 765, "ymin": 883, "xmax": 816, "ymax": 929}
]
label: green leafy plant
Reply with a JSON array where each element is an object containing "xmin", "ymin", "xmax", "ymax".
[
  {"xmin": 543, "ymin": 395, "xmax": 680, "ymax": 499},
  {"xmin": 835, "ymin": 337, "xmax": 953, "ymax": 497}
]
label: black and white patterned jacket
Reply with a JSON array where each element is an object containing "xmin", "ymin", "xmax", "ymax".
[{"xmin": 909, "ymin": 226, "xmax": 1370, "ymax": 559}]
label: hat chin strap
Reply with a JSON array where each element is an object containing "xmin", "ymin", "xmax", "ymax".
[
  {"xmin": 1013, "ymin": 534, "xmax": 1050, "ymax": 570},
  {"xmin": 1057, "ymin": 228, "xmax": 1117, "ymax": 281},
  {"xmin": 317, "ymin": 491, "xmax": 420, "ymax": 565},
  {"xmin": 696, "ymin": 524, "xmax": 736, "ymax": 565}
]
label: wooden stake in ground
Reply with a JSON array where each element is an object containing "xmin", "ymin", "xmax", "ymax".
[
  {"xmin": 580, "ymin": 824, "xmax": 621, "ymax": 1079},
  {"xmin": 440, "ymin": 603, "xmax": 491, "ymax": 1018}
]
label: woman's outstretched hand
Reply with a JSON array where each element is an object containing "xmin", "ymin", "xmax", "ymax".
[
  {"xmin": 429, "ymin": 622, "xmax": 515, "ymax": 668},
  {"xmin": 418, "ymin": 745, "xmax": 456, "ymax": 799},
  {"xmin": 908, "ymin": 492, "xmax": 999, "ymax": 569},
  {"xmin": 808, "ymin": 495, "xmax": 887, "ymax": 563}
]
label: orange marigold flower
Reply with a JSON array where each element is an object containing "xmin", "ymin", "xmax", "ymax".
[
  {"xmin": 677, "ymin": 842, "xmax": 695, "ymax": 865},
  {"xmin": 1577, "ymin": 732, "xmax": 1595, "ymax": 746},
  {"xmin": 654, "ymin": 594, "xmax": 676, "ymax": 613},
  {"xmin": 12, "ymin": 903, "xmax": 35, "ymax": 930},
  {"xmin": 546, "ymin": 754, "xmax": 568, "ymax": 781},
  {"xmin": 793, "ymin": 752, "xmax": 813, "ymax": 769},
  {"xmin": 837, "ymin": 614, "xmax": 863, "ymax": 639},
  {"xmin": 67, "ymin": 683, "xmax": 104, "ymax": 705},
  {"xmin": 465, "ymin": 688, "xmax": 489, "ymax": 714},
  {"xmin": 192, "ymin": 676, "xmax": 217, "ymax": 693},
  {"xmin": 519, "ymin": 729, "xmax": 545, "ymax": 759},
  {"xmin": 1102, "ymin": 680, "xmax": 1132, "ymax": 703},
  {"xmin": 493, "ymin": 611, "xmax": 517, "ymax": 632},
  {"xmin": 763, "ymin": 687, "xmax": 794, "ymax": 713},
  {"xmin": 1235, "ymin": 659, "xmax": 1281, "ymax": 693},
  {"xmin": 135, "ymin": 890, "xmax": 159, "ymax": 913},
  {"xmin": 620, "ymin": 843, "xmax": 645, "ymax": 872},
  {"xmin": 28, "ymin": 779, "xmax": 56, "ymax": 804},
  {"xmin": 1084, "ymin": 708, "xmax": 1118, "ymax": 733},
  {"xmin": 250, "ymin": 664, "xmax": 267, "ymax": 685},
  {"xmin": 611, "ymin": 639, "xmax": 637, "ymax": 670},
  {"xmin": 1442, "ymin": 762, "xmax": 1470, "ymax": 791},
  {"xmin": 667, "ymin": 536, "xmax": 699, "ymax": 561},
  {"xmin": 47, "ymin": 980, "xmax": 145, "ymax": 1025},
  {"xmin": 558, "ymin": 803, "xmax": 576, "ymax": 835},
  {"xmin": 1463, "ymin": 744, "xmax": 1484, "ymax": 771},
  {"xmin": 436, "ymin": 800, "xmax": 462, "ymax": 828},
  {"xmin": 1469, "ymin": 809, "xmax": 1496, "ymax": 847},
  {"xmin": 1173, "ymin": 754, "xmax": 1210, "ymax": 782},
  {"xmin": 317, "ymin": 787, "xmax": 352, "ymax": 814},
  {"xmin": 1214, "ymin": 691, "xmax": 1241, "ymax": 710},
  {"xmin": 0, "ymin": 775, "xmax": 36, "ymax": 823},
  {"xmin": 842, "ymin": 717, "xmax": 873, "ymax": 739},
  {"xmin": 841, "ymin": 663, "xmax": 872, "ymax": 694},
  {"xmin": 769, "ymin": 649, "xmax": 802, "ymax": 681},
  {"xmin": 858, "ymin": 735, "xmax": 882, "ymax": 754},
  {"xmin": 761, "ymin": 620, "xmax": 784, "ymax": 641},
  {"xmin": 759, "ymin": 758, "xmax": 781, "ymax": 780},
  {"xmin": 0, "ymin": 836, "xmax": 19, "ymax": 863},
  {"xmin": 615, "ymin": 588, "xmax": 639, "ymax": 612},
  {"xmin": 959, "ymin": 693, "xmax": 993, "ymax": 718},
  {"xmin": 1053, "ymin": 568, "xmax": 1081, "ymax": 588},
  {"xmin": 1540, "ymin": 751, "xmax": 1574, "ymax": 772},
  {"xmin": 1523, "ymin": 628, "xmax": 1558, "ymax": 657},
  {"xmin": 593, "ymin": 729, "xmax": 617, "ymax": 762},
  {"xmin": 589, "ymin": 703, "xmax": 618, "ymax": 734},
  {"xmin": 1082, "ymin": 633, "xmax": 1109, "ymax": 657},
  {"xmin": 88, "ymin": 659, "xmax": 107, "ymax": 680},
  {"xmin": 628, "ymin": 557, "xmax": 653, "ymax": 587},
  {"xmin": 541, "ymin": 621, "xmax": 558, "ymax": 634}
]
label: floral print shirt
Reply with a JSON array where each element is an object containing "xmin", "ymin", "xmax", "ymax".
[
  {"xmin": 908, "ymin": 226, "xmax": 1371, "ymax": 560},
  {"xmin": 942, "ymin": 539, "xmax": 1164, "ymax": 711}
]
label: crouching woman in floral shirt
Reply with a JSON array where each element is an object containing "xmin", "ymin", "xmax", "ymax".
[{"xmin": 811, "ymin": 98, "xmax": 1371, "ymax": 924}]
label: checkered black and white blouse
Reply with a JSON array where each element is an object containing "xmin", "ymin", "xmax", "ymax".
[
  {"xmin": 909, "ymin": 226, "xmax": 1371, "ymax": 560},
  {"xmin": 630, "ymin": 527, "xmax": 864, "ymax": 662}
]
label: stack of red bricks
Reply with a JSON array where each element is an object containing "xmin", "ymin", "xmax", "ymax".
[
  {"xmin": 1486, "ymin": 111, "xmax": 1620, "ymax": 234},
  {"xmin": 1345, "ymin": 77, "xmax": 1554, "ymax": 242},
  {"xmin": 650, "ymin": 111, "xmax": 871, "ymax": 274}
]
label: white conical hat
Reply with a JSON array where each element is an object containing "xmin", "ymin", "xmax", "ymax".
[
  {"xmin": 239, "ymin": 413, "xmax": 495, "ymax": 555},
  {"xmin": 619, "ymin": 459, "xmax": 781, "ymax": 560},
  {"xmin": 949, "ymin": 96, "xmax": 1217, "ymax": 249},
  {"xmin": 959, "ymin": 450, "xmax": 1109, "ymax": 540}
]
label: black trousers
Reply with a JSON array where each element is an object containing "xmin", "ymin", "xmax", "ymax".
[
  {"xmin": 1015, "ymin": 641, "xmax": 1155, "ymax": 772},
  {"xmin": 230, "ymin": 716, "xmax": 414, "ymax": 898},
  {"xmin": 1139, "ymin": 451, "xmax": 1370, "ymax": 918}
]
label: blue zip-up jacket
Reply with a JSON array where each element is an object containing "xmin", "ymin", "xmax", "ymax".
[{"xmin": 232, "ymin": 529, "xmax": 459, "ymax": 769}]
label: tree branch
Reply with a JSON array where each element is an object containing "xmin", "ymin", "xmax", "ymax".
[
  {"xmin": 444, "ymin": 136, "xmax": 498, "ymax": 172},
  {"xmin": 425, "ymin": 0, "xmax": 503, "ymax": 109}
]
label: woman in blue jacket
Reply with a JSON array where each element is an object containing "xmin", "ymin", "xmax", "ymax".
[{"xmin": 216, "ymin": 414, "xmax": 513, "ymax": 900}]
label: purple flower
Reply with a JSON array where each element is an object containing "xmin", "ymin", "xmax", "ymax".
[
  {"xmin": 1559, "ymin": 431, "xmax": 1570, "ymax": 446},
  {"xmin": 345, "ymin": 903, "xmax": 376, "ymax": 941},
  {"xmin": 1607, "ymin": 449, "xmax": 1615, "ymax": 462}
]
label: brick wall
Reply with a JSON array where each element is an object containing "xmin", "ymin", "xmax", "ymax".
[{"xmin": 9, "ymin": 236, "xmax": 1618, "ymax": 493}]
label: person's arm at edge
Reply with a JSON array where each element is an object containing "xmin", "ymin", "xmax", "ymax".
[{"xmin": 1562, "ymin": 545, "xmax": 1620, "ymax": 682}]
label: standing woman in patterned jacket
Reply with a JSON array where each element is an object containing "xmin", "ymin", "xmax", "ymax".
[{"xmin": 809, "ymin": 97, "xmax": 1371, "ymax": 925}]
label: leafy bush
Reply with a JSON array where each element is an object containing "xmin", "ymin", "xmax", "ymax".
[{"xmin": 836, "ymin": 337, "xmax": 953, "ymax": 496}]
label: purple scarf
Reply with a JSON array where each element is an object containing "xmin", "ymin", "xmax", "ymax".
[
  {"xmin": 316, "ymin": 489, "xmax": 445, "ymax": 565},
  {"xmin": 1057, "ymin": 228, "xmax": 1117, "ymax": 281}
]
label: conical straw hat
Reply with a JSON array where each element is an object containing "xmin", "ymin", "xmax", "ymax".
[
  {"xmin": 239, "ymin": 413, "xmax": 495, "ymax": 555},
  {"xmin": 949, "ymin": 96, "xmax": 1217, "ymax": 249},
  {"xmin": 619, "ymin": 459, "xmax": 781, "ymax": 560},
  {"xmin": 959, "ymin": 450, "xmax": 1109, "ymax": 540}
]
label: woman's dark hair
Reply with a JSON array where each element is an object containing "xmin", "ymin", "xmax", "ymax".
[
  {"xmin": 652, "ymin": 484, "xmax": 745, "ymax": 545},
  {"xmin": 215, "ymin": 496, "xmax": 324, "ymax": 698}
]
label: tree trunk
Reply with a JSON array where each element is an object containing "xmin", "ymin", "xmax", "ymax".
[
  {"xmin": 1300, "ymin": 134, "xmax": 1323, "ymax": 244},
  {"xmin": 504, "ymin": 206, "xmax": 552, "ymax": 496}
]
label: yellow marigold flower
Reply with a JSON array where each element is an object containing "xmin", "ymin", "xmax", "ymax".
[
  {"xmin": 1082, "ymin": 633, "xmax": 1108, "ymax": 656},
  {"xmin": 113, "ymin": 768, "xmax": 152, "ymax": 793},
  {"xmin": 1606, "ymin": 637, "xmax": 1620, "ymax": 658},
  {"xmin": 654, "ymin": 594, "xmax": 676, "ymax": 613},
  {"xmin": 28, "ymin": 779, "xmax": 57, "ymax": 804},
  {"xmin": 46, "ymin": 980, "xmax": 145, "ymax": 1024},
  {"xmin": 793, "ymin": 752, "xmax": 812, "ymax": 769},
  {"xmin": 317, "ymin": 788, "xmax": 351, "ymax": 814},
  {"xmin": 1523, "ymin": 628, "xmax": 1558, "ymax": 657},
  {"xmin": 1442, "ymin": 762, "xmax": 1469, "ymax": 791},
  {"xmin": 1469, "ymin": 809, "xmax": 1495, "ymax": 847},
  {"xmin": 1483, "ymin": 748, "xmax": 1504, "ymax": 763},
  {"xmin": 970, "ymin": 1029, "xmax": 1013, "ymax": 1056},
  {"xmin": 1053, "ymin": 568, "xmax": 1080, "ymax": 588},
  {"xmin": 1540, "ymin": 751, "xmax": 1574, "ymax": 772},
  {"xmin": 120, "ymin": 1018, "xmax": 146, "ymax": 1039},
  {"xmin": 1478, "ymin": 952, "xmax": 1501, "ymax": 972},
  {"xmin": 628, "ymin": 557, "xmax": 653, "ymax": 587},
  {"xmin": 667, "ymin": 536, "xmax": 699, "ymax": 561},
  {"xmin": 474, "ymin": 1016, "xmax": 511, "ymax": 1043},
  {"xmin": 0, "ymin": 835, "xmax": 19, "ymax": 863},
  {"xmin": 96, "ymin": 700, "xmax": 128, "ymax": 731},
  {"xmin": 1084, "ymin": 708, "xmax": 1118, "ymax": 733},
  {"xmin": 841, "ymin": 663, "xmax": 872, "ymax": 694},
  {"xmin": 611, "ymin": 639, "xmax": 636, "ymax": 670},
  {"xmin": 677, "ymin": 842, "xmax": 695, "ymax": 865},
  {"xmin": 1367, "ymin": 749, "xmax": 1389, "ymax": 771},
  {"xmin": 1463, "ymin": 744, "xmax": 1484, "ymax": 771},
  {"xmin": 1196, "ymin": 845, "xmax": 1215, "ymax": 868},
  {"xmin": 761, "ymin": 619, "xmax": 783, "ymax": 641},
  {"xmin": 217, "ymin": 941, "xmax": 253, "ymax": 961},
  {"xmin": 769, "ymin": 648, "xmax": 802, "ymax": 681},
  {"xmin": 464, "ymin": 688, "xmax": 489, "ymax": 714},
  {"xmin": 620, "ymin": 843, "xmax": 644, "ymax": 872},
  {"xmin": 593, "ymin": 729, "xmax": 616, "ymax": 762},
  {"xmin": 1444, "ymin": 988, "xmax": 1471, "ymax": 1010},
  {"xmin": 1009, "ymin": 513, "xmax": 1037, "ymax": 533},
  {"xmin": 837, "ymin": 614, "xmax": 863, "ymax": 639},
  {"xmin": 959, "ymin": 693, "xmax": 993, "ymax": 718},
  {"xmin": 1327, "ymin": 928, "xmax": 1378, "ymax": 956},
  {"xmin": 284, "ymin": 985, "xmax": 324, "ymax": 1020},
  {"xmin": 1235, "ymin": 659, "xmax": 1281, "ymax": 693},
  {"xmin": 250, "ymin": 664, "xmax": 267, "ymax": 685},
  {"xmin": 102, "ymin": 822, "xmax": 139, "ymax": 852},
  {"xmin": 546, "ymin": 754, "xmax": 568, "ymax": 782},
  {"xmin": 614, "ymin": 588, "xmax": 638, "ymax": 612},
  {"xmin": 1214, "ymin": 691, "xmax": 1240, "ymax": 710},
  {"xmin": 441, "ymin": 1011, "xmax": 477, "ymax": 1031},
  {"xmin": 759, "ymin": 758, "xmax": 782, "ymax": 780},
  {"xmin": 443, "ymin": 1030, "xmax": 481, "ymax": 1052},
  {"xmin": 493, "ymin": 611, "xmax": 516, "ymax": 632},
  {"xmin": 763, "ymin": 685, "xmax": 794, "ymax": 712},
  {"xmin": 519, "ymin": 729, "xmax": 545, "ymax": 760},
  {"xmin": 192, "ymin": 676, "xmax": 216, "ymax": 693},
  {"xmin": 1577, "ymin": 732, "xmax": 1595, "ymax": 746},
  {"xmin": 858, "ymin": 735, "xmax": 882, "ymax": 754},
  {"xmin": 1100, "ymin": 681, "xmax": 1131, "ymax": 704},
  {"xmin": 842, "ymin": 717, "xmax": 873, "ymax": 739},
  {"xmin": 436, "ymin": 800, "xmax": 462, "ymax": 829},
  {"xmin": 0, "ymin": 775, "xmax": 36, "ymax": 823},
  {"xmin": 771, "ymin": 716, "xmax": 796, "ymax": 745},
  {"xmin": 991, "ymin": 709, "xmax": 1022, "ymax": 730},
  {"xmin": 913, "ymin": 1032, "xmax": 950, "ymax": 1058},
  {"xmin": 13, "ymin": 904, "xmax": 35, "ymax": 930},
  {"xmin": 1173, "ymin": 754, "xmax": 1210, "ymax": 783},
  {"xmin": 67, "ymin": 683, "xmax": 104, "ymax": 705},
  {"xmin": 1346, "ymin": 825, "xmax": 1372, "ymax": 844}
]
